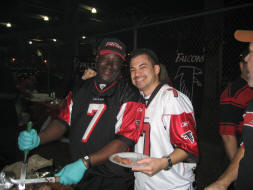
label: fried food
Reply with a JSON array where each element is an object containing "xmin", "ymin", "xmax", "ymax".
[{"xmin": 113, "ymin": 155, "xmax": 132, "ymax": 165}]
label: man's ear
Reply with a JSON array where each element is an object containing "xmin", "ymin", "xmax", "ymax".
[
  {"xmin": 239, "ymin": 62, "xmax": 243, "ymax": 72},
  {"xmin": 154, "ymin": 64, "xmax": 160, "ymax": 76}
]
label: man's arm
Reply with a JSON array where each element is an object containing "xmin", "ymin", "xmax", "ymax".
[
  {"xmin": 221, "ymin": 134, "xmax": 238, "ymax": 160},
  {"xmin": 39, "ymin": 119, "xmax": 67, "ymax": 145},
  {"xmin": 204, "ymin": 147, "xmax": 244, "ymax": 190},
  {"xmin": 219, "ymin": 85, "xmax": 244, "ymax": 161},
  {"xmin": 87, "ymin": 139, "xmax": 129, "ymax": 167}
]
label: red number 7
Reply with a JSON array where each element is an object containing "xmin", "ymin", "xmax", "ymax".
[{"xmin": 141, "ymin": 122, "xmax": 151, "ymax": 156}]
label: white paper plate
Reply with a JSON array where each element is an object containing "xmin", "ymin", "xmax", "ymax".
[{"xmin": 109, "ymin": 152, "xmax": 149, "ymax": 168}]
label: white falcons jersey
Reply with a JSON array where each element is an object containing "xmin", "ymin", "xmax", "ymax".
[{"xmin": 134, "ymin": 84, "xmax": 199, "ymax": 190}]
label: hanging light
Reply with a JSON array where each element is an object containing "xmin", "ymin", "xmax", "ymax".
[
  {"xmin": 43, "ymin": 16, "xmax": 49, "ymax": 21},
  {"xmin": 6, "ymin": 23, "xmax": 12, "ymax": 28},
  {"xmin": 91, "ymin": 8, "xmax": 97, "ymax": 14}
]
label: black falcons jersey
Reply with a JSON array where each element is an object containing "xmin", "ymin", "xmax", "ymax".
[
  {"xmin": 236, "ymin": 99, "xmax": 253, "ymax": 190},
  {"xmin": 57, "ymin": 76, "xmax": 145, "ymax": 178}
]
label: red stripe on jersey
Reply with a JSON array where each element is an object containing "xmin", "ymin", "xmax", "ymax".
[
  {"xmin": 220, "ymin": 82, "xmax": 253, "ymax": 109},
  {"xmin": 58, "ymin": 91, "xmax": 73, "ymax": 125},
  {"xmin": 243, "ymin": 112, "xmax": 253, "ymax": 127},
  {"xmin": 116, "ymin": 102, "xmax": 145, "ymax": 143},
  {"xmin": 167, "ymin": 88, "xmax": 178, "ymax": 97},
  {"xmin": 219, "ymin": 123, "xmax": 237, "ymax": 136},
  {"xmin": 220, "ymin": 100, "xmax": 246, "ymax": 109},
  {"xmin": 169, "ymin": 112, "xmax": 199, "ymax": 157},
  {"xmin": 142, "ymin": 123, "xmax": 151, "ymax": 156}
]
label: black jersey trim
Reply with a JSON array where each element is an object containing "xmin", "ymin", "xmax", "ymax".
[
  {"xmin": 115, "ymin": 134, "xmax": 135, "ymax": 147},
  {"xmin": 94, "ymin": 80, "xmax": 118, "ymax": 94},
  {"xmin": 145, "ymin": 83, "xmax": 163, "ymax": 107},
  {"xmin": 220, "ymin": 100, "xmax": 246, "ymax": 109},
  {"xmin": 176, "ymin": 147, "xmax": 199, "ymax": 163},
  {"xmin": 55, "ymin": 117, "xmax": 70, "ymax": 128},
  {"xmin": 219, "ymin": 122, "xmax": 237, "ymax": 127}
]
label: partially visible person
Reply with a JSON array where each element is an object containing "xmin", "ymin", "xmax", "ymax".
[
  {"xmin": 159, "ymin": 63, "xmax": 173, "ymax": 86},
  {"xmin": 18, "ymin": 38, "xmax": 145, "ymax": 190},
  {"xmin": 204, "ymin": 29, "xmax": 253, "ymax": 190},
  {"xmin": 219, "ymin": 49, "xmax": 253, "ymax": 161},
  {"xmin": 81, "ymin": 68, "xmax": 97, "ymax": 80},
  {"xmin": 129, "ymin": 48, "xmax": 199, "ymax": 190},
  {"xmin": 0, "ymin": 52, "xmax": 21, "ymax": 169}
]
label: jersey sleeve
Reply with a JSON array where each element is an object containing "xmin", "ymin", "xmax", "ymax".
[
  {"xmin": 115, "ymin": 101, "xmax": 145, "ymax": 144},
  {"xmin": 219, "ymin": 86, "xmax": 244, "ymax": 136},
  {"xmin": 57, "ymin": 91, "xmax": 73, "ymax": 127},
  {"xmin": 163, "ymin": 89, "xmax": 199, "ymax": 157}
]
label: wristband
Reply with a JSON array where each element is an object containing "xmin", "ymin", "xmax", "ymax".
[
  {"xmin": 82, "ymin": 155, "xmax": 91, "ymax": 168},
  {"xmin": 163, "ymin": 155, "xmax": 172, "ymax": 170}
]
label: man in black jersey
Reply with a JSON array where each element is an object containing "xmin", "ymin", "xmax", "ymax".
[
  {"xmin": 219, "ymin": 48, "xmax": 253, "ymax": 163},
  {"xmin": 205, "ymin": 30, "xmax": 253, "ymax": 190},
  {"xmin": 18, "ymin": 38, "xmax": 145, "ymax": 190}
]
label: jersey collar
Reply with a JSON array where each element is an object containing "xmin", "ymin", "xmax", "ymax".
[{"xmin": 141, "ymin": 83, "xmax": 163, "ymax": 107}]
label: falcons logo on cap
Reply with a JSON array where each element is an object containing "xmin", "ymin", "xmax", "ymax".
[{"xmin": 181, "ymin": 130, "xmax": 194, "ymax": 144}]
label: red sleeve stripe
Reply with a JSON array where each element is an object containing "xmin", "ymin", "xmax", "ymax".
[
  {"xmin": 219, "ymin": 124, "xmax": 237, "ymax": 136},
  {"xmin": 220, "ymin": 100, "xmax": 247, "ymax": 109},
  {"xmin": 57, "ymin": 91, "xmax": 73, "ymax": 125},
  {"xmin": 169, "ymin": 112, "xmax": 199, "ymax": 157}
]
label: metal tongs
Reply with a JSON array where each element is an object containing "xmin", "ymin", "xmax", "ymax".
[
  {"xmin": 19, "ymin": 121, "xmax": 33, "ymax": 190},
  {"xmin": 0, "ymin": 172, "xmax": 59, "ymax": 190}
]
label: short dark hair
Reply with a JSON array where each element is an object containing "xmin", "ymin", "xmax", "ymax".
[
  {"xmin": 129, "ymin": 48, "xmax": 159, "ymax": 66},
  {"xmin": 239, "ymin": 47, "xmax": 249, "ymax": 64}
]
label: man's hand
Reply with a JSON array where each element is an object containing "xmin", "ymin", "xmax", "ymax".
[
  {"xmin": 18, "ymin": 129, "xmax": 40, "ymax": 151},
  {"xmin": 204, "ymin": 181, "xmax": 228, "ymax": 190},
  {"xmin": 132, "ymin": 157, "xmax": 166, "ymax": 176},
  {"xmin": 82, "ymin": 68, "xmax": 97, "ymax": 80},
  {"xmin": 54, "ymin": 159, "xmax": 87, "ymax": 185}
]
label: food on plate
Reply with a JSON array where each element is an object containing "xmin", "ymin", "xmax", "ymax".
[{"xmin": 113, "ymin": 155, "xmax": 132, "ymax": 165}]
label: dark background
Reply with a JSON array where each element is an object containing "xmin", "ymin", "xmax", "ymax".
[{"xmin": 1, "ymin": 0, "xmax": 253, "ymax": 189}]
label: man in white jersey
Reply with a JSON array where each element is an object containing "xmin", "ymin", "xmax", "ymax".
[{"xmin": 129, "ymin": 48, "xmax": 199, "ymax": 190}]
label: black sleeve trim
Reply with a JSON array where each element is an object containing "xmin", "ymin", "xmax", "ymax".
[
  {"xmin": 115, "ymin": 134, "xmax": 135, "ymax": 148},
  {"xmin": 177, "ymin": 147, "xmax": 199, "ymax": 163},
  {"xmin": 55, "ymin": 117, "xmax": 70, "ymax": 129}
]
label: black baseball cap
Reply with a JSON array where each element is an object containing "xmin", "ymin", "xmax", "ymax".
[{"xmin": 98, "ymin": 38, "xmax": 126, "ymax": 61}]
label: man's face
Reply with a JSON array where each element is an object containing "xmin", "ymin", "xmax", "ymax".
[
  {"xmin": 246, "ymin": 43, "xmax": 253, "ymax": 87},
  {"xmin": 130, "ymin": 54, "xmax": 160, "ymax": 96},
  {"xmin": 97, "ymin": 53, "xmax": 122, "ymax": 83}
]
